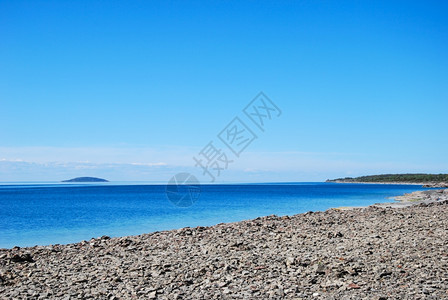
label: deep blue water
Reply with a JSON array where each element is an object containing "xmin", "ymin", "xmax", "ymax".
[{"xmin": 0, "ymin": 182, "xmax": 428, "ymax": 248}]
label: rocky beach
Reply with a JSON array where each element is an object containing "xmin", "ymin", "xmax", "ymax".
[{"xmin": 1, "ymin": 189, "xmax": 448, "ymax": 299}]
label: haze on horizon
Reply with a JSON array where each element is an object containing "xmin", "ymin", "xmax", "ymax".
[{"xmin": 1, "ymin": 1, "xmax": 447, "ymax": 182}]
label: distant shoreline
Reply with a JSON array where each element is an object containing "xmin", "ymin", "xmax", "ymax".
[
  {"xmin": 329, "ymin": 180, "xmax": 423, "ymax": 185},
  {"xmin": 326, "ymin": 173, "xmax": 448, "ymax": 188},
  {"xmin": 329, "ymin": 180, "xmax": 448, "ymax": 188}
]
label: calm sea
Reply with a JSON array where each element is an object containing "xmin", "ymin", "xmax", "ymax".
[{"xmin": 0, "ymin": 182, "xmax": 427, "ymax": 248}]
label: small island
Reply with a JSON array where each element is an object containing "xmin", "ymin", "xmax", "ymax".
[{"xmin": 62, "ymin": 177, "xmax": 109, "ymax": 183}]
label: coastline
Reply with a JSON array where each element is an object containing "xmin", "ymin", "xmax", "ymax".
[
  {"xmin": 1, "ymin": 188, "xmax": 447, "ymax": 298},
  {"xmin": 328, "ymin": 180, "xmax": 448, "ymax": 188},
  {"xmin": 329, "ymin": 181, "xmax": 423, "ymax": 185},
  {"xmin": 337, "ymin": 187, "xmax": 448, "ymax": 210},
  {"xmin": 329, "ymin": 182, "xmax": 448, "ymax": 210},
  {"xmin": 0, "ymin": 183, "xmax": 424, "ymax": 249}
]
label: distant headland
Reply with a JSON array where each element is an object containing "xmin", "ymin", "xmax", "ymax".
[
  {"xmin": 62, "ymin": 177, "xmax": 109, "ymax": 183},
  {"xmin": 327, "ymin": 173, "xmax": 448, "ymax": 188}
]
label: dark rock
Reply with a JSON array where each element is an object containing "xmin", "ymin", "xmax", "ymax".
[
  {"xmin": 310, "ymin": 277, "xmax": 318, "ymax": 284},
  {"xmin": 315, "ymin": 264, "xmax": 326, "ymax": 275},
  {"xmin": 10, "ymin": 253, "xmax": 34, "ymax": 263},
  {"xmin": 379, "ymin": 271, "xmax": 392, "ymax": 278},
  {"xmin": 327, "ymin": 231, "xmax": 344, "ymax": 238}
]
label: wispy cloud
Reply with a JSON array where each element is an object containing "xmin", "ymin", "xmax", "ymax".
[
  {"xmin": 0, "ymin": 146, "xmax": 197, "ymax": 165},
  {"xmin": 130, "ymin": 162, "xmax": 167, "ymax": 166}
]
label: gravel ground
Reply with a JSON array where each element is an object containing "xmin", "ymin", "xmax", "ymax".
[{"xmin": 1, "ymin": 190, "xmax": 448, "ymax": 299}]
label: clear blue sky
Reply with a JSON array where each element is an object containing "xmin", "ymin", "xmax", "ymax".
[{"xmin": 1, "ymin": 1, "xmax": 447, "ymax": 182}]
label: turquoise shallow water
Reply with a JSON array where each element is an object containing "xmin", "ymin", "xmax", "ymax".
[{"xmin": 0, "ymin": 182, "xmax": 428, "ymax": 248}]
